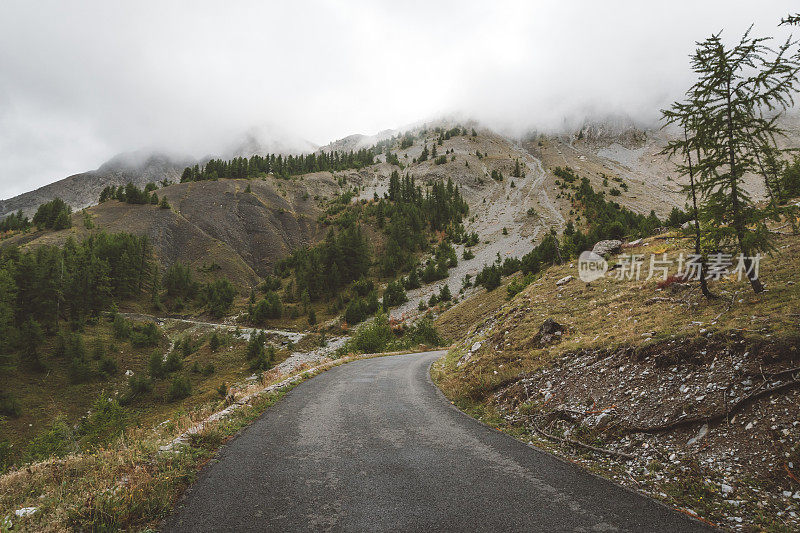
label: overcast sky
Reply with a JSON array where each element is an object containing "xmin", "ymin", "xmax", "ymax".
[{"xmin": 0, "ymin": 1, "xmax": 796, "ymax": 199}]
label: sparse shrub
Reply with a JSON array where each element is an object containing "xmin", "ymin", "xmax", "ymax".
[
  {"xmin": 149, "ymin": 351, "xmax": 165, "ymax": 379},
  {"xmin": 125, "ymin": 374, "xmax": 153, "ymax": 400},
  {"xmin": 250, "ymin": 344, "xmax": 275, "ymax": 372},
  {"xmin": 351, "ymin": 278, "xmax": 375, "ymax": 297},
  {"xmin": 438, "ymin": 284, "xmax": 452, "ymax": 302},
  {"xmin": 506, "ymin": 273, "xmax": 536, "ymax": 299},
  {"xmin": 130, "ymin": 322, "xmax": 161, "ymax": 348},
  {"xmin": 382, "ymin": 280, "xmax": 408, "ymax": 309},
  {"xmin": 350, "ymin": 312, "xmax": 394, "ymax": 354},
  {"xmin": 259, "ymin": 275, "xmax": 282, "ymax": 292},
  {"xmin": 91, "ymin": 341, "xmax": 105, "ymax": 360},
  {"xmin": 246, "ymin": 331, "xmax": 267, "ymax": 362},
  {"xmin": 0, "ymin": 391, "xmax": 22, "ymax": 418},
  {"xmin": 209, "ymin": 332, "xmax": 220, "ymax": 352},
  {"xmin": 407, "ymin": 318, "xmax": 443, "ymax": 347},
  {"xmin": 252, "ymin": 292, "xmax": 282, "ymax": 322},
  {"xmin": 475, "ymin": 264, "xmax": 501, "ymax": 291},
  {"xmin": 98, "ymin": 355, "xmax": 118, "ymax": 376},
  {"xmin": 163, "ymin": 350, "xmax": 183, "ymax": 373},
  {"xmin": 202, "ymin": 278, "xmax": 236, "ymax": 318},
  {"xmin": 180, "ymin": 337, "xmax": 193, "ymax": 357},
  {"xmin": 27, "ymin": 417, "xmax": 76, "ymax": 461},
  {"xmin": 345, "ymin": 298, "xmax": 369, "ymax": 325},
  {"xmin": 78, "ymin": 394, "xmax": 127, "ymax": 449},
  {"xmin": 166, "ymin": 376, "xmax": 192, "ymax": 402},
  {"xmin": 656, "ymin": 274, "xmax": 687, "ymax": 290},
  {"xmin": 69, "ymin": 356, "xmax": 93, "ymax": 384},
  {"xmin": 0, "ymin": 440, "xmax": 12, "ymax": 473},
  {"xmin": 606, "ymin": 221, "xmax": 626, "ymax": 240}
]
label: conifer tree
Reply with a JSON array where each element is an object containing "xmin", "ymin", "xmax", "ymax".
[{"xmin": 664, "ymin": 27, "xmax": 799, "ymax": 293}]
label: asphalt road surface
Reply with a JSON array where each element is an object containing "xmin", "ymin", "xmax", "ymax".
[{"xmin": 163, "ymin": 351, "xmax": 713, "ymax": 532}]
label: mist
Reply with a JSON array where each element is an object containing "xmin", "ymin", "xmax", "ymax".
[{"xmin": 0, "ymin": 0, "xmax": 796, "ymax": 199}]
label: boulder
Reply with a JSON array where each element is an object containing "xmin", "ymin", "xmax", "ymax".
[
  {"xmin": 556, "ymin": 275, "xmax": 573, "ymax": 286},
  {"xmin": 536, "ymin": 318, "xmax": 565, "ymax": 345},
  {"xmin": 591, "ymin": 239, "xmax": 622, "ymax": 257}
]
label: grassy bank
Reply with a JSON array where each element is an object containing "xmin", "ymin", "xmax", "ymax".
[{"xmin": 433, "ymin": 230, "xmax": 800, "ymax": 531}]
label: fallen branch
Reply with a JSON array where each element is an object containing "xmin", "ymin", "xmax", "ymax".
[
  {"xmin": 531, "ymin": 424, "xmax": 635, "ymax": 459},
  {"xmin": 624, "ymin": 378, "xmax": 800, "ymax": 434},
  {"xmin": 713, "ymin": 290, "xmax": 739, "ymax": 322},
  {"xmin": 786, "ymin": 463, "xmax": 800, "ymax": 485},
  {"xmin": 747, "ymin": 366, "xmax": 800, "ymax": 379}
]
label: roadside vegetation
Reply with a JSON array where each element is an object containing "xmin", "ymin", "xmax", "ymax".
[{"xmin": 433, "ymin": 19, "xmax": 800, "ymax": 529}]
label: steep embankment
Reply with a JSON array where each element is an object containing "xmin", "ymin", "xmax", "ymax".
[{"xmin": 434, "ymin": 230, "xmax": 800, "ymax": 531}]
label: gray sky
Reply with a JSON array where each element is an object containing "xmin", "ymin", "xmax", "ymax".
[{"xmin": 0, "ymin": 1, "xmax": 796, "ymax": 199}]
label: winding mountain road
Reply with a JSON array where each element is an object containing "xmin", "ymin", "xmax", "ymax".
[{"xmin": 163, "ymin": 351, "xmax": 712, "ymax": 532}]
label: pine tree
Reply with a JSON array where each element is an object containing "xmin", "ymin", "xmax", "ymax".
[
  {"xmin": 661, "ymin": 122, "xmax": 713, "ymax": 297},
  {"xmin": 665, "ymin": 27, "xmax": 799, "ymax": 293},
  {"xmin": 209, "ymin": 332, "xmax": 220, "ymax": 352},
  {"xmin": 19, "ymin": 318, "xmax": 44, "ymax": 370},
  {"xmin": 513, "ymin": 159, "xmax": 523, "ymax": 178}
]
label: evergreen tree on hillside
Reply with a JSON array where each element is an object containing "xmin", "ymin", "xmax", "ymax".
[
  {"xmin": 33, "ymin": 198, "xmax": 72, "ymax": 230},
  {"xmin": 664, "ymin": 27, "xmax": 799, "ymax": 293},
  {"xmin": 512, "ymin": 160, "xmax": 523, "ymax": 178},
  {"xmin": 661, "ymin": 121, "xmax": 713, "ymax": 297}
]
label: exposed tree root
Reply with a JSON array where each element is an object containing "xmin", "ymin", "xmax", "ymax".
[
  {"xmin": 623, "ymin": 378, "xmax": 800, "ymax": 434},
  {"xmin": 531, "ymin": 424, "xmax": 635, "ymax": 460}
]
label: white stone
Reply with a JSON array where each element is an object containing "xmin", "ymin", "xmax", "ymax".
[
  {"xmin": 556, "ymin": 275, "xmax": 573, "ymax": 286},
  {"xmin": 14, "ymin": 507, "xmax": 37, "ymax": 518},
  {"xmin": 686, "ymin": 424, "xmax": 708, "ymax": 446}
]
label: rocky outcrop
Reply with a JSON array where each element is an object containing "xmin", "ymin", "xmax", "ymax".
[{"xmin": 591, "ymin": 240, "xmax": 622, "ymax": 257}]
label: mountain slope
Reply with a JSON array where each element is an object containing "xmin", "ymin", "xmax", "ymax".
[
  {"xmin": 1, "ymin": 175, "xmax": 341, "ymax": 287},
  {"xmin": 0, "ymin": 151, "xmax": 192, "ymax": 218}
]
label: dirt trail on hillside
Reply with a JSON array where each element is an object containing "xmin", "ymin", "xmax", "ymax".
[{"xmin": 392, "ymin": 142, "xmax": 562, "ymax": 320}]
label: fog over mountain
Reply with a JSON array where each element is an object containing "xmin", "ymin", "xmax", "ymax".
[{"xmin": 0, "ymin": 0, "xmax": 796, "ymax": 198}]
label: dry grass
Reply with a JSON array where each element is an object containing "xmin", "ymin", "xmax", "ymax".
[
  {"xmin": 0, "ymin": 346, "xmax": 432, "ymax": 531},
  {"xmin": 0, "ymin": 316, "xmax": 271, "ymax": 468},
  {"xmin": 433, "ymin": 230, "xmax": 800, "ymax": 532},
  {"xmin": 0, "ymin": 388, "xmax": 287, "ymax": 532},
  {"xmin": 436, "ymin": 231, "xmax": 800, "ymax": 406}
]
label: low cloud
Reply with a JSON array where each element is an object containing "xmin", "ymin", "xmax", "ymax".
[{"xmin": 0, "ymin": 0, "xmax": 796, "ymax": 198}]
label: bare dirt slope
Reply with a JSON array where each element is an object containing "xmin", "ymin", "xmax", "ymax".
[
  {"xmin": 1, "ymin": 175, "xmax": 341, "ymax": 287},
  {"xmin": 435, "ymin": 230, "xmax": 800, "ymax": 531}
]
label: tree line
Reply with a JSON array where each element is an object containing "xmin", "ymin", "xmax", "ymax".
[
  {"xmin": 0, "ymin": 232, "xmax": 153, "ymax": 368},
  {"xmin": 180, "ymin": 149, "xmax": 375, "ymax": 182}
]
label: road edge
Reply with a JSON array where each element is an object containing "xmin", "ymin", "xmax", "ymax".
[{"xmin": 426, "ymin": 354, "xmax": 720, "ymax": 532}]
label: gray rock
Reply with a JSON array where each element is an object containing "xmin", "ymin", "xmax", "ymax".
[
  {"xmin": 556, "ymin": 275, "xmax": 573, "ymax": 286},
  {"xmin": 686, "ymin": 423, "xmax": 708, "ymax": 446},
  {"xmin": 592, "ymin": 240, "xmax": 623, "ymax": 257}
]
